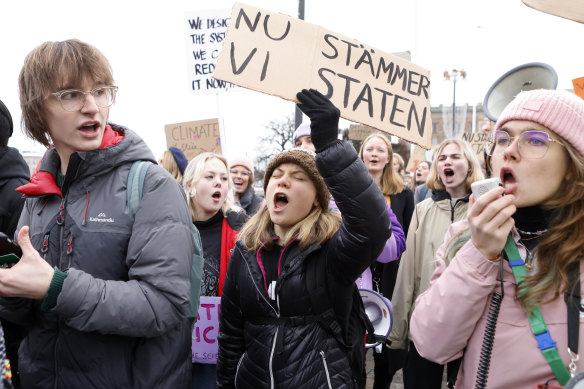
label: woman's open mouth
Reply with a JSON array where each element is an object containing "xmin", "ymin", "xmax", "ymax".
[{"xmin": 273, "ymin": 193, "xmax": 288, "ymax": 211}]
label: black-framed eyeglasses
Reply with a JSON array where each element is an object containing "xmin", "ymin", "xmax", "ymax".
[
  {"xmin": 51, "ymin": 86, "xmax": 118, "ymax": 112},
  {"xmin": 486, "ymin": 130, "xmax": 564, "ymax": 159},
  {"xmin": 229, "ymin": 169, "xmax": 251, "ymax": 177}
]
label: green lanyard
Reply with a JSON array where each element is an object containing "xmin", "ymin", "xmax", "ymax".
[{"xmin": 504, "ymin": 235, "xmax": 572, "ymax": 385}]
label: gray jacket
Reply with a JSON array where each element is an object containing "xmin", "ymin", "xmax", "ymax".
[{"xmin": 2, "ymin": 125, "xmax": 194, "ymax": 388}]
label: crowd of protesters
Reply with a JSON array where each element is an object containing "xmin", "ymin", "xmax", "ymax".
[{"xmin": 1, "ymin": 38, "xmax": 584, "ymax": 389}]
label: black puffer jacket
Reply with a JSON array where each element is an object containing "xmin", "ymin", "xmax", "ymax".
[
  {"xmin": 217, "ymin": 140, "xmax": 391, "ymax": 388},
  {"xmin": 0, "ymin": 147, "xmax": 29, "ymax": 236}
]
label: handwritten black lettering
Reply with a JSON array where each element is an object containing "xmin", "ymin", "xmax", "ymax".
[
  {"xmin": 340, "ymin": 39, "xmax": 359, "ymax": 66},
  {"xmin": 190, "ymin": 34, "xmax": 205, "ymax": 45},
  {"xmin": 188, "ymin": 17, "xmax": 202, "ymax": 30},
  {"xmin": 373, "ymin": 88, "xmax": 394, "ymax": 121},
  {"xmin": 353, "ymin": 83, "xmax": 374, "ymax": 117},
  {"xmin": 354, "ymin": 49, "xmax": 375, "ymax": 78},
  {"xmin": 407, "ymin": 103, "xmax": 427, "ymax": 137},
  {"xmin": 317, "ymin": 68, "xmax": 336, "ymax": 98},
  {"xmin": 192, "ymin": 50, "xmax": 206, "ymax": 61},
  {"xmin": 194, "ymin": 63, "xmax": 215, "ymax": 75},
  {"xmin": 235, "ymin": 8, "xmax": 261, "ymax": 31},
  {"xmin": 263, "ymin": 14, "xmax": 290, "ymax": 41},
  {"xmin": 322, "ymin": 34, "xmax": 339, "ymax": 60},
  {"xmin": 230, "ymin": 42, "xmax": 257, "ymax": 75},
  {"xmin": 390, "ymin": 95, "xmax": 409, "ymax": 128},
  {"xmin": 337, "ymin": 73, "xmax": 360, "ymax": 108}
]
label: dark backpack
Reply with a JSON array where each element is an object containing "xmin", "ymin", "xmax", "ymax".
[
  {"xmin": 304, "ymin": 257, "xmax": 375, "ymax": 389},
  {"xmin": 126, "ymin": 160, "xmax": 204, "ymax": 327}
]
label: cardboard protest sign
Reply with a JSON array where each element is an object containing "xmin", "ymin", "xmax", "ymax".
[
  {"xmin": 185, "ymin": 9, "xmax": 237, "ymax": 93},
  {"xmin": 348, "ymin": 124, "xmax": 376, "ymax": 141},
  {"xmin": 213, "ymin": 3, "xmax": 432, "ymax": 149},
  {"xmin": 164, "ymin": 118, "xmax": 222, "ymax": 161},
  {"xmin": 522, "ymin": 0, "xmax": 584, "ymax": 23},
  {"xmin": 460, "ymin": 131, "xmax": 489, "ymax": 167},
  {"xmin": 406, "ymin": 145, "xmax": 427, "ymax": 173},
  {"xmin": 192, "ymin": 296, "xmax": 221, "ymax": 364},
  {"xmin": 573, "ymin": 77, "xmax": 584, "ymax": 100}
]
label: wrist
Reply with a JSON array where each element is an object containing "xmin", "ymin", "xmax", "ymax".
[{"xmin": 41, "ymin": 267, "xmax": 67, "ymax": 310}]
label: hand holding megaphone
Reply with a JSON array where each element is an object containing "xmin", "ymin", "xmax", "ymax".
[{"xmin": 0, "ymin": 226, "xmax": 55, "ymax": 299}]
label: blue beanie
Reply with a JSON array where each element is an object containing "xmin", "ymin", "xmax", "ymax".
[{"xmin": 168, "ymin": 147, "xmax": 188, "ymax": 175}]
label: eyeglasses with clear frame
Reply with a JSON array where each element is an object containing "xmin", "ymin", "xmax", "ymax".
[
  {"xmin": 51, "ymin": 86, "xmax": 118, "ymax": 112},
  {"xmin": 229, "ymin": 169, "xmax": 251, "ymax": 177},
  {"xmin": 486, "ymin": 130, "xmax": 564, "ymax": 159}
]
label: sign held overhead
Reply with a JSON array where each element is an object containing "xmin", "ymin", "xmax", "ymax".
[{"xmin": 213, "ymin": 2, "xmax": 432, "ymax": 149}]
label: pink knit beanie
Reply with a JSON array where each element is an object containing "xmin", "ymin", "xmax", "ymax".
[
  {"xmin": 230, "ymin": 154, "xmax": 254, "ymax": 178},
  {"xmin": 495, "ymin": 89, "xmax": 584, "ymax": 156}
]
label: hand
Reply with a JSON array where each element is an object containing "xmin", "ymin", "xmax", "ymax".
[
  {"xmin": 0, "ymin": 226, "xmax": 54, "ymax": 299},
  {"xmin": 296, "ymin": 89, "xmax": 340, "ymax": 152},
  {"xmin": 468, "ymin": 186, "xmax": 516, "ymax": 260}
]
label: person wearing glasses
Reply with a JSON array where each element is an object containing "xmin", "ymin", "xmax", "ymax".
[
  {"xmin": 1, "ymin": 40, "xmax": 196, "ymax": 388},
  {"xmin": 410, "ymin": 90, "xmax": 584, "ymax": 388},
  {"xmin": 229, "ymin": 154, "xmax": 264, "ymax": 216}
]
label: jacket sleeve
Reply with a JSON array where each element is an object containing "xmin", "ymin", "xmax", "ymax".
[
  {"xmin": 376, "ymin": 204, "xmax": 405, "ymax": 263},
  {"xmin": 53, "ymin": 166, "xmax": 195, "ymax": 337},
  {"xmin": 316, "ymin": 140, "xmax": 391, "ymax": 284},
  {"xmin": 0, "ymin": 199, "xmax": 34, "ymax": 325},
  {"xmin": 409, "ymin": 222, "xmax": 500, "ymax": 363},
  {"xmin": 216, "ymin": 245, "xmax": 245, "ymax": 388},
  {"xmin": 388, "ymin": 204, "xmax": 420, "ymax": 349}
]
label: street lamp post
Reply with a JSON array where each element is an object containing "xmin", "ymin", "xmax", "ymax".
[
  {"xmin": 443, "ymin": 69, "xmax": 467, "ymax": 135},
  {"xmin": 294, "ymin": 0, "xmax": 306, "ymax": 130}
]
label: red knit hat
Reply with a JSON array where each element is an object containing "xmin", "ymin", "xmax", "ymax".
[{"xmin": 495, "ymin": 89, "xmax": 584, "ymax": 156}]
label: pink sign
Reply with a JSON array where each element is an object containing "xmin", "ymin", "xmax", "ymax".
[{"xmin": 192, "ymin": 296, "xmax": 221, "ymax": 364}]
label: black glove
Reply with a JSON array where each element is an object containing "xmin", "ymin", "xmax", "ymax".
[{"xmin": 296, "ymin": 89, "xmax": 340, "ymax": 152}]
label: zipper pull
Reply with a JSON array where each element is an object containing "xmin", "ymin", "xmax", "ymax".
[
  {"xmin": 56, "ymin": 199, "xmax": 65, "ymax": 226},
  {"xmin": 41, "ymin": 233, "xmax": 50, "ymax": 254},
  {"xmin": 66, "ymin": 236, "xmax": 73, "ymax": 255}
]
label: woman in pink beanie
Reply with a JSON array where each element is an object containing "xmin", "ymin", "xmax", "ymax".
[
  {"xmin": 410, "ymin": 89, "xmax": 584, "ymax": 388},
  {"xmin": 229, "ymin": 154, "xmax": 264, "ymax": 216}
]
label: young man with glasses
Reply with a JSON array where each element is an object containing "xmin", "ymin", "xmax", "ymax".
[
  {"xmin": 229, "ymin": 154, "xmax": 264, "ymax": 216},
  {"xmin": 1, "ymin": 39, "xmax": 196, "ymax": 388}
]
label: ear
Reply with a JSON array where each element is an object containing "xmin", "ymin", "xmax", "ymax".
[{"xmin": 313, "ymin": 198, "xmax": 319, "ymax": 208}]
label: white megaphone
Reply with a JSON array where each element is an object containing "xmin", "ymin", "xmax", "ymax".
[
  {"xmin": 483, "ymin": 62, "xmax": 558, "ymax": 122},
  {"xmin": 359, "ymin": 289, "xmax": 393, "ymax": 353}
]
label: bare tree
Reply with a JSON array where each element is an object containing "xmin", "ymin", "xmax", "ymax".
[{"xmin": 254, "ymin": 115, "xmax": 295, "ymax": 182}]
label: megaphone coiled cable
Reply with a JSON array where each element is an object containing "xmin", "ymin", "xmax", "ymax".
[{"xmin": 474, "ymin": 258, "xmax": 505, "ymax": 389}]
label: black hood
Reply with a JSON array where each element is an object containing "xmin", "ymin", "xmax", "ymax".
[{"xmin": 0, "ymin": 147, "xmax": 30, "ymax": 182}]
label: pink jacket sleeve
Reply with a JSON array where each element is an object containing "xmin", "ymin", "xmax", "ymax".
[{"xmin": 409, "ymin": 221, "xmax": 501, "ymax": 364}]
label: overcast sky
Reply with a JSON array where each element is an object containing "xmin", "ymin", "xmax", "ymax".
[{"xmin": 1, "ymin": 0, "xmax": 582, "ymax": 161}]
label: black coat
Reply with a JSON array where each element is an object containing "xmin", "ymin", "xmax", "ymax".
[
  {"xmin": 0, "ymin": 147, "xmax": 29, "ymax": 236},
  {"xmin": 217, "ymin": 141, "xmax": 391, "ymax": 389}
]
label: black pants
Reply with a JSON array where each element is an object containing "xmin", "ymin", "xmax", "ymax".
[
  {"xmin": 403, "ymin": 342, "xmax": 444, "ymax": 389},
  {"xmin": 373, "ymin": 346, "xmax": 407, "ymax": 389}
]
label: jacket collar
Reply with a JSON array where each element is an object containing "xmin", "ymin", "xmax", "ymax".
[{"xmin": 16, "ymin": 125, "xmax": 124, "ymax": 197}]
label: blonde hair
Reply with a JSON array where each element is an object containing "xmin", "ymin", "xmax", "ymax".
[
  {"xmin": 513, "ymin": 139, "xmax": 584, "ymax": 312},
  {"xmin": 358, "ymin": 133, "xmax": 405, "ymax": 195},
  {"xmin": 19, "ymin": 39, "xmax": 115, "ymax": 147},
  {"xmin": 426, "ymin": 139, "xmax": 484, "ymax": 193},
  {"xmin": 238, "ymin": 201, "xmax": 342, "ymax": 251},
  {"xmin": 182, "ymin": 152, "xmax": 240, "ymax": 222},
  {"xmin": 160, "ymin": 150, "xmax": 183, "ymax": 183}
]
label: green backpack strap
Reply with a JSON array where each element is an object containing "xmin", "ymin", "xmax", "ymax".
[
  {"xmin": 504, "ymin": 235, "xmax": 571, "ymax": 386},
  {"xmin": 127, "ymin": 160, "xmax": 203, "ymax": 327}
]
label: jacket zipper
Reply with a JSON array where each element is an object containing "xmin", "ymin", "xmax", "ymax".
[
  {"xmin": 319, "ymin": 350, "xmax": 333, "ymax": 389},
  {"xmin": 268, "ymin": 294, "xmax": 281, "ymax": 389},
  {"xmin": 234, "ymin": 353, "xmax": 245, "ymax": 389}
]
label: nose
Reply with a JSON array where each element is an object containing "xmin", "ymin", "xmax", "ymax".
[
  {"xmin": 276, "ymin": 175, "xmax": 290, "ymax": 188},
  {"xmin": 81, "ymin": 93, "xmax": 100, "ymax": 113},
  {"xmin": 503, "ymin": 136, "xmax": 520, "ymax": 161}
]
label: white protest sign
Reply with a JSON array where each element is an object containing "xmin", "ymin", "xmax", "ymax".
[
  {"xmin": 213, "ymin": 3, "xmax": 432, "ymax": 149},
  {"xmin": 184, "ymin": 9, "xmax": 237, "ymax": 93},
  {"xmin": 192, "ymin": 296, "xmax": 221, "ymax": 364}
]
